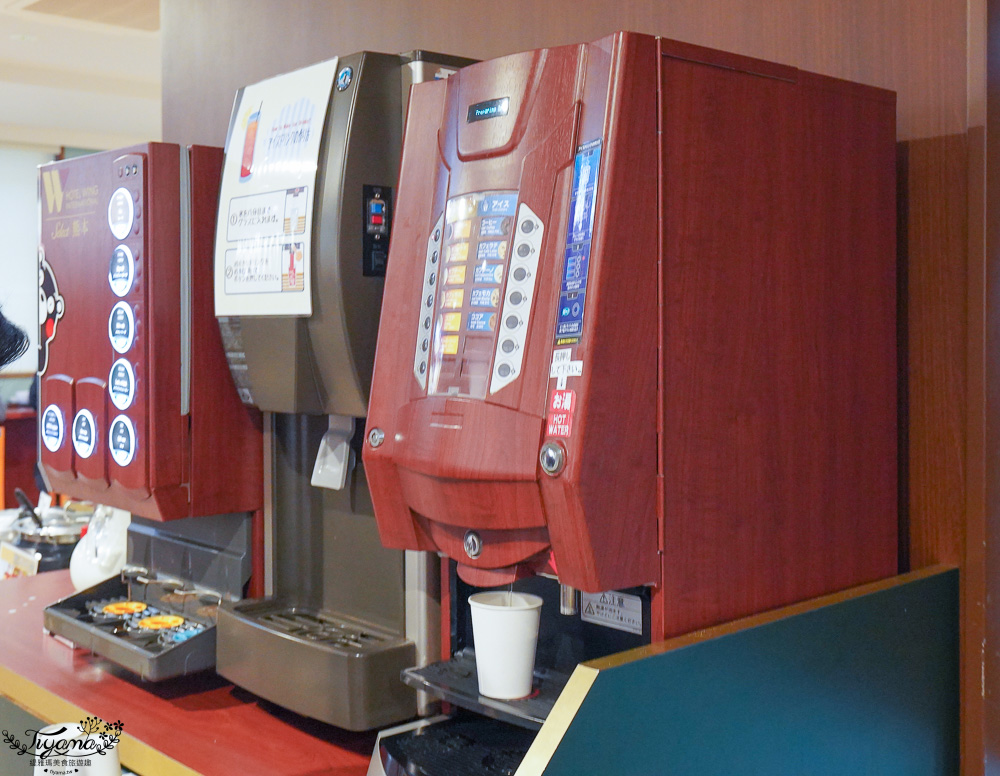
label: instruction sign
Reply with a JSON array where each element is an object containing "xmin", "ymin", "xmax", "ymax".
[{"xmin": 214, "ymin": 58, "xmax": 338, "ymax": 317}]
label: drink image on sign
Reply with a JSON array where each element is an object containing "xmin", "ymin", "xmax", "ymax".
[
  {"xmin": 41, "ymin": 404, "xmax": 64, "ymax": 452},
  {"xmin": 109, "ymin": 415, "xmax": 136, "ymax": 467},
  {"xmin": 108, "ymin": 245, "xmax": 135, "ymax": 297},
  {"xmin": 108, "ymin": 187, "xmax": 135, "ymax": 241},
  {"xmin": 72, "ymin": 409, "xmax": 97, "ymax": 459},
  {"xmin": 240, "ymin": 103, "xmax": 261, "ymax": 181},
  {"xmin": 108, "ymin": 301, "xmax": 135, "ymax": 354},
  {"xmin": 108, "ymin": 358, "xmax": 136, "ymax": 411}
]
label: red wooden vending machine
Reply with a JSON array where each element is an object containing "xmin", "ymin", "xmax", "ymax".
[
  {"xmin": 38, "ymin": 144, "xmax": 262, "ymax": 521},
  {"xmin": 364, "ymin": 32, "xmax": 898, "ymax": 641}
]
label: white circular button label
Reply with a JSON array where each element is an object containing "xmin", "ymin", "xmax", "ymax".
[
  {"xmin": 72, "ymin": 409, "xmax": 97, "ymax": 459},
  {"xmin": 108, "ymin": 245, "xmax": 135, "ymax": 297},
  {"xmin": 108, "ymin": 358, "xmax": 136, "ymax": 410},
  {"xmin": 109, "ymin": 415, "xmax": 137, "ymax": 467},
  {"xmin": 41, "ymin": 404, "xmax": 64, "ymax": 452},
  {"xmin": 108, "ymin": 187, "xmax": 134, "ymax": 240},
  {"xmin": 108, "ymin": 301, "xmax": 135, "ymax": 354}
]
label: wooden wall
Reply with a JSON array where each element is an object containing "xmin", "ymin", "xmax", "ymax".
[{"xmin": 159, "ymin": 0, "xmax": 988, "ymax": 771}]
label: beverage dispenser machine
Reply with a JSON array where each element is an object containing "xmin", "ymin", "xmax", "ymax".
[
  {"xmin": 39, "ymin": 144, "xmax": 263, "ymax": 679},
  {"xmin": 363, "ymin": 32, "xmax": 897, "ymax": 772},
  {"xmin": 212, "ymin": 51, "xmax": 472, "ymax": 731}
]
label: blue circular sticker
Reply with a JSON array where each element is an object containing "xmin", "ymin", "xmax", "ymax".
[{"xmin": 336, "ymin": 66, "xmax": 353, "ymax": 91}]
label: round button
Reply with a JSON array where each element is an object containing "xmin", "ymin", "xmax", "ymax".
[
  {"xmin": 423, "ymin": 317, "xmax": 431, "ymax": 330},
  {"xmin": 108, "ymin": 301, "xmax": 136, "ymax": 354},
  {"xmin": 497, "ymin": 363, "xmax": 512, "ymax": 378},
  {"xmin": 428, "ymin": 272, "xmax": 436, "ymax": 285},
  {"xmin": 108, "ymin": 358, "xmax": 136, "ymax": 411},
  {"xmin": 501, "ymin": 339, "xmax": 515, "ymax": 353},
  {"xmin": 463, "ymin": 530, "xmax": 483, "ymax": 559},
  {"xmin": 425, "ymin": 295, "xmax": 434, "ymax": 308},
  {"xmin": 41, "ymin": 404, "xmax": 65, "ymax": 453},
  {"xmin": 108, "ymin": 245, "xmax": 135, "ymax": 297},
  {"xmin": 509, "ymin": 291, "xmax": 523, "ymax": 305},
  {"xmin": 434, "ymin": 228, "xmax": 441, "ymax": 242},
  {"xmin": 419, "ymin": 362, "xmax": 426, "ymax": 375},
  {"xmin": 512, "ymin": 267, "xmax": 527, "ymax": 282},
  {"xmin": 421, "ymin": 339, "xmax": 429, "ymax": 352},
  {"xmin": 431, "ymin": 250, "xmax": 438, "ymax": 264},
  {"xmin": 521, "ymin": 220, "xmax": 535, "ymax": 234},
  {"xmin": 108, "ymin": 187, "xmax": 135, "ymax": 240},
  {"xmin": 109, "ymin": 415, "xmax": 137, "ymax": 467},
  {"xmin": 517, "ymin": 243, "xmax": 531, "ymax": 258},
  {"xmin": 505, "ymin": 315, "xmax": 519, "ymax": 329},
  {"xmin": 72, "ymin": 409, "xmax": 97, "ymax": 459}
]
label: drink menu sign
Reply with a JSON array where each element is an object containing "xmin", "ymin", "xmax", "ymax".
[{"xmin": 214, "ymin": 58, "xmax": 338, "ymax": 316}]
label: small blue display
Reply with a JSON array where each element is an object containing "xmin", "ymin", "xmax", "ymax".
[
  {"xmin": 555, "ymin": 140, "xmax": 602, "ymax": 344},
  {"xmin": 478, "ymin": 194, "xmax": 517, "ymax": 217}
]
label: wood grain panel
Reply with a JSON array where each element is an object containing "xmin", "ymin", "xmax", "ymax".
[
  {"xmin": 902, "ymin": 135, "xmax": 968, "ymax": 570},
  {"xmin": 161, "ymin": 0, "xmax": 966, "ymax": 145}
]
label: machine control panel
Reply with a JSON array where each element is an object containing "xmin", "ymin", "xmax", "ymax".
[{"xmin": 363, "ymin": 184, "xmax": 392, "ymax": 277}]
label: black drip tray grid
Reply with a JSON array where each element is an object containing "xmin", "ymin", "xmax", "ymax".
[{"xmin": 402, "ymin": 649, "xmax": 570, "ymax": 730}]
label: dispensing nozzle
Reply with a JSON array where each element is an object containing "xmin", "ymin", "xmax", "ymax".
[{"xmin": 559, "ymin": 583, "xmax": 577, "ymax": 616}]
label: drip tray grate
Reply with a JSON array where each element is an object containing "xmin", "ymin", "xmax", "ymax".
[{"xmin": 254, "ymin": 607, "xmax": 392, "ymax": 652}]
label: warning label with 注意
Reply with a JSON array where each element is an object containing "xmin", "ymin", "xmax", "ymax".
[{"xmin": 580, "ymin": 590, "xmax": 643, "ymax": 635}]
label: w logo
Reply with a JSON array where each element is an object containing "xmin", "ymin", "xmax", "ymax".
[{"xmin": 42, "ymin": 170, "xmax": 64, "ymax": 214}]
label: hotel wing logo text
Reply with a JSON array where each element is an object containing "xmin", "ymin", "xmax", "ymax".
[{"xmin": 42, "ymin": 169, "xmax": 64, "ymax": 214}]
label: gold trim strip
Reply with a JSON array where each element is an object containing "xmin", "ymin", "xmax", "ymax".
[
  {"xmin": 0, "ymin": 664, "xmax": 201, "ymax": 776},
  {"xmin": 514, "ymin": 664, "xmax": 599, "ymax": 776}
]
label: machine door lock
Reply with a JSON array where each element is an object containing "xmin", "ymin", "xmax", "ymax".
[
  {"xmin": 539, "ymin": 442, "xmax": 566, "ymax": 476},
  {"xmin": 463, "ymin": 530, "xmax": 483, "ymax": 559}
]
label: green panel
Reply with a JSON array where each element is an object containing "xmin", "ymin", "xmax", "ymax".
[{"xmin": 543, "ymin": 570, "xmax": 958, "ymax": 776}]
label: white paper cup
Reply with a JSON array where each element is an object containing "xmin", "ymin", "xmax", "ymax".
[
  {"xmin": 469, "ymin": 591, "xmax": 543, "ymax": 700},
  {"xmin": 31, "ymin": 722, "xmax": 122, "ymax": 776}
]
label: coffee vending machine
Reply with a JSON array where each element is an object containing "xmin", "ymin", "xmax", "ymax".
[
  {"xmin": 213, "ymin": 51, "xmax": 473, "ymax": 731},
  {"xmin": 39, "ymin": 144, "xmax": 264, "ymax": 679},
  {"xmin": 363, "ymin": 32, "xmax": 898, "ymax": 773}
]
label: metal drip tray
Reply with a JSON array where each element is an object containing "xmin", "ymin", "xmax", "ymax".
[
  {"xmin": 216, "ymin": 597, "xmax": 417, "ymax": 730},
  {"xmin": 402, "ymin": 649, "xmax": 570, "ymax": 730},
  {"xmin": 257, "ymin": 607, "xmax": 390, "ymax": 651}
]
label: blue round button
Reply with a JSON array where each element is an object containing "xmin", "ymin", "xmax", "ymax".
[{"xmin": 336, "ymin": 67, "xmax": 353, "ymax": 91}]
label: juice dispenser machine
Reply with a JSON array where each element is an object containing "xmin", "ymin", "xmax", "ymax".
[
  {"xmin": 363, "ymin": 32, "xmax": 897, "ymax": 772},
  {"xmin": 39, "ymin": 143, "xmax": 264, "ymax": 679},
  {"xmin": 213, "ymin": 51, "xmax": 473, "ymax": 731}
]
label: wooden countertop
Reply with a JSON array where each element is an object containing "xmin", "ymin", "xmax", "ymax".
[{"xmin": 0, "ymin": 570, "xmax": 376, "ymax": 776}]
